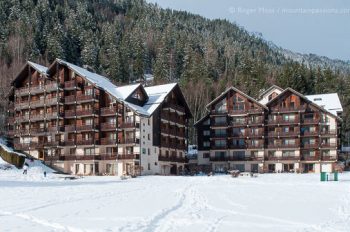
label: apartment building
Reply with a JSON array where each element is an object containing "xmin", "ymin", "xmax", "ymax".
[
  {"xmin": 195, "ymin": 85, "xmax": 342, "ymax": 173},
  {"xmin": 7, "ymin": 59, "xmax": 192, "ymax": 176}
]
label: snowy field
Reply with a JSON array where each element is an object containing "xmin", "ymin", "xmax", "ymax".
[{"xmin": 0, "ymin": 168, "xmax": 350, "ymax": 232}]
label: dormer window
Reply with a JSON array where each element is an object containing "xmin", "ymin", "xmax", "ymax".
[{"xmin": 314, "ymin": 98, "xmax": 322, "ymax": 101}]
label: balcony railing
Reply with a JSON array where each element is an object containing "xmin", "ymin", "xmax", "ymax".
[
  {"xmin": 76, "ymin": 124, "xmax": 96, "ymax": 131},
  {"xmin": 100, "ymin": 154, "xmax": 118, "ymax": 160},
  {"xmin": 76, "ymin": 139, "xmax": 95, "ymax": 146},
  {"xmin": 65, "ymin": 109, "xmax": 98, "ymax": 117},
  {"xmin": 163, "ymin": 103, "xmax": 185, "ymax": 113},
  {"xmin": 302, "ymin": 131, "xmax": 319, "ymax": 136},
  {"xmin": 65, "ymin": 125, "xmax": 76, "ymax": 132},
  {"xmin": 64, "ymin": 80, "xmax": 78, "ymax": 89},
  {"xmin": 100, "ymin": 122, "xmax": 117, "ymax": 130},
  {"xmin": 320, "ymin": 130, "xmax": 337, "ymax": 136},
  {"xmin": 302, "ymin": 118, "xmax": 320, "ymax": 124},
  {"xmin": 321, "ymin": 155, "xmax": 337, "ymax": 161},
  {"xmin": 320, "ymin": 142, "xmax": 337, "ymax": 148},
  {"xmin": 265, "ymin": 155, "xmax": 300, "ymax": 161},
  {"xmin": 247, "ymin": 143, "xmax": 264, "ymax": 149},
  {"xmin": 30, "ymin": 99, "xmax": 45, "ymax": 108},
  {"xmin": 100, "ymin": 107, "xmax": 121, "ymax": 116},
  {"xmin": 211, "ymin": 121, "xmax": 228, "ymax": 127},
  {"xmin": 271, "ymin": 105, "xmax": 307, "ymax": 113},
  {"xmin": 229, "ymin": 144, "xmax": 246, "ymax": 149},
  {"xmin": 301, "ymin": 143, "xmax": 319, "ymax": 149},
  {"xmin": 231, "ymin": 120, "xmax": 247, "ymax": 127},
  {"xmin": 120, "ymin": 122, "xmax": 135, "ymax": 129},
  {"xmin": 120, "ymin": 138, "xmax": 138, "ymax": 144},
  {"xmin": 117, "ymin": 154, "xmax": 140, "ymax": 160},
  {"xmin": 159, "ymin": 155, "xmax": 187, "ymax": 163},
  {"xmin": 301, "ymin": 155, "xmax": 320, "ymax": 161},
  {"xmin": 209, "ymin": 156, "xmax": 264, "ymax": 162},
  {"xmin": 161, "ymin": 113, "xmax": 186, "ymax": 124},
  {"xmin": 60, "ymin": 155, "xmax": 101, "ymax": 161},
  {"xmin": 100, "ymin": 138, "xmax": 117, "ymax": 145}
]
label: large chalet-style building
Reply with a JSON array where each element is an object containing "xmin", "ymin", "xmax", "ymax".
[
  {"xmin": 195, "ymin": 85, "xmax": 342, "ymax": 173},
  {"xmin": 7, "ymin": 59, "xmax": 192, "ymax": 176}
]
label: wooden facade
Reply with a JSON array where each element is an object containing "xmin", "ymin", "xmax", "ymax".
[
  {"xmin": 7, "ymin": 60, "xmax": 192, "ymax": 176},
  {"xmin": 195, "ymin": 87, "xmax": 341, "ymax": 173}
]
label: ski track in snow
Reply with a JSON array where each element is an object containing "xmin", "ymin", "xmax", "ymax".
[{"xmin": 1, "ymin": 174, "xmax": 349, "ymax": 232}]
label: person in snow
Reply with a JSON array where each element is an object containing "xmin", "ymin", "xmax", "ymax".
[
  {"xmin": 23, "ymin": 163, "xmax": 29, "ymax": 175},
  {"xmin": 44, "ymin": 171, "xmax": 47, "ymax": 177}
]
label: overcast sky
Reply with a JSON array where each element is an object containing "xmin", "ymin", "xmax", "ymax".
[{"xmin": 146, "ymin": 0, "xmax": 350, "ymax": 61}]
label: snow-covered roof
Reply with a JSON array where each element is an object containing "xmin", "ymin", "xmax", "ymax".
[
  {"xmin": 115, "ymin": 84, "xmax": 143, "ymax": 100},
  {"xmin": 305, "ymin": 93, "xmax": 343, "ymax": 116},
  {"xmin": 27, "ymin": 61, "xmax": 48, "ymax": 74},
  {"xmin": 52, "ymin": 59, "xmax": 179, "ymax": 117}
]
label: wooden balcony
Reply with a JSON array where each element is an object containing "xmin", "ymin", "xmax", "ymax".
[
  {"xmin": 65, "ymin": 94, "xmax": 96, "ymax": 104},
  {"xmin": 231, "ymin": 132, "xmax": 247, "ymax": 138},
  {"xmin": 117, "ymin": 154, "xmax": 140, "ymax": 160},
  {"xmin": 268, "ymin": 117, "xmax": 300, "ymax": 125},
  {"xmin": 120, "ymin": 122, "xmax": 135, "ymax": 129},
  {"xmin": 229, "ymin": 144, "xmax": 246, "ymax": 149},
  {"xmin": 30, "ymin": 127, "xmax": 47, "ymax": 135},
  {"xmin": 247, "ymin": 131, "xmax": 264, "ymax": 138},
  {"xmin": 30, "ymin": 99, "xmax": 45, "ymax": 108},
  {"xmin": 45, "ymin": 82, "xmax": 61, "ymax": 92},
  {"xmin": 209, "ymin": 156, "xmax": 264, "ymax": 162},
  {"xmin": 16, "ymin": 115, "xmax": 30, "ymax": 122},
  {"xmin": 271, "ymin": 105, "xmax": 306, "ymax": 113},
  {"xmin": 75, "ymin": 124, "xmax": 97, "ymax": 132},
  {"xmin": 100, "ymin": 107, "xmax": 121, "ymax": 116},
  {"xmin": 228, "ymin": 109, "xmax": 246, "ymax": 115},
  {"xmin": 267, "ymin": 143, "xmax": 299, "ymax": 149},
  {"xmin": 76, "ymin": 139, "xmax": 96, "ymax": 146},
  {"xmin": 247, "ymin": 108, "xmax": 264, "ymax": 114},
  {"xmin": 120, "ymin": 138, "xmax": 138, "ymax": 144},
  {"xmin": 211, "ymin": 145, "xmax": 228, "ymax": 150},
  {"xmin": 15, "ymin": 102, "xmax": 30, "ymax": 110},
  {"xmin": 302, "ymin": 131, "xmax": 319, "ymax": 136},
  {"xmin": 60, "ymin": 155, "xmax": 101, "ymax": 161},
  {"xmin": 212, "ymin": 133, "xmax": 228, "ymax": 138},
  {"xmin": 248, "ymin": 118, "xmax": 264, "ymax": 125},
  {"xmin": 320, "ymin": 142, "xmax": 337, "ymax": 148},
  {"xmin": 320, "ymin": 130, "xmax": 337, "ymax": 136},
  {"xmin": 231, "ymin": 120, "xmax": 247, "ymax": 127},
  {"xmin": 211, "ymin": 121, "xmax": 228, "ymax": 127},
  {"xmin": 161, "ymin": 141, "xmax": 186, "ymax": 150},
  {"xmin": 100, "ymin": 122, "xmax": 117, "ymax": 131},
  {"xmin": 163, "ymin": 103, "xmax": 185, "ymax": 114},
  {"xmin": 100, "ymin": 138, "xmax": 117, "ymax": 145},
  {"xmin": 247, "ymin": 143, "xmax": 264, "ymax": 149},
  {"xmin": 265, "ymin": 155, "xmax": 300, "ymax": 161},
  {"xmin": 30, "ymin": 114, "xmax": 45, "ymax": 122},
  {"xmin": 46, "ymin": 97, "xmax": 64, "ymax": 105},
  {"xmin": 158, "ymin": 155, "xmax": 187, "ymax": 163},
  {"xmin": 278, "ymin": 131, "xmax": 299, "ymax": 137},
  {"xmin": 301, "ymin": 155, "xmax": 320, "ymax": 161},
  {"xmin": 321, "ymin": 155, "xmax": 337, "ymax": 161},
  {"xmin": 302, "ymin": 118, "xmax": 320, "ymax": 124},
  {"xmin": 301, "ymin": 143, "xmax": 319, "ymax": 149},
  {"xmin": 100, "ymin": 154, "xmax": 118, "ymax": 160},
  {"xmin": 161, "ymin": 113, "xmax": 186, "ymax": 125},
  {"xmin": 65, "ymin": 125, "xmax": 76, "ymax": 132},
  {"xmin": 64, "ymin": 80, "xmax": 79, "ymax": 89},
  {"xmin": 65, "ymin": 109, "xmax": 98, "ymax": 117}
]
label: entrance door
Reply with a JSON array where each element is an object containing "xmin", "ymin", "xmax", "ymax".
[
  {"xmin": 304, "ymin": 163, "xmax": 315, "ymax": 173},
  {"xmin": 251, "ymin": 164, "xmax": 259, "ymax": 173},
  {"xmin": 268, "ymin": 164, "xmax": 275, "ymax": 173},
  {"xmin": 170, "ymin": 164, "xmax": 177, "ymax": 175}
]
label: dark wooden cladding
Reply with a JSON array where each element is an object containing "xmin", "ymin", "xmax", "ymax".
[{"xmin": 196, "ymin": 87, "xmax": 340, "ymax": 163}]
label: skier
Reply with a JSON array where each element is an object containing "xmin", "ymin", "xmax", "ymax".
[{"xmin": 23, "ymin": 163, "xmax": 29, "ymax": 175}]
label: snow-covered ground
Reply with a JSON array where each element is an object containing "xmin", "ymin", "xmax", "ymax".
[{"xmin": 1, "ymin": 170, "xmax": 350, "ymax": 232}]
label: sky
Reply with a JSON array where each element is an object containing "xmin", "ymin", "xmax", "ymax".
[{"xmin": 146, "ymin": 0, "xmax": 350, "ymax": 61}]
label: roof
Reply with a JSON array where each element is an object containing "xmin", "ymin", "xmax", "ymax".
[
  {"xmin": 11, "ymin": 61, "xmax": 48, "ymax": 85},
  {"xmin": 27, "ymin": 61, "xmax": 48, "ymax": 74},
  {"xmin": 266, "ymin": 87, "xmax": 342, "ymax": 120},
  {"xmin": 305, "ymin": 93, "xmax": 343, "ymax": 116},
  {"xmin": 206, "ymin": 86, "xmax": 268, "ymax": 110},
  {"xmin": 48, "ymin": 59, "xmax": 189, "ymax": 117},
  {"xmin": 258, "ymin": 85, "xmax": 284, "ymax": 99}
]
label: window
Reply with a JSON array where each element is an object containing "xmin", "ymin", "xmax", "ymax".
[
  {"xmin": 283, "ymin": 114, "xmax": 296, "ymax": 122},
  {"xmin": 283, "ymin": 139, "xmax": 295, "ymax": 145},
  {"xmin": 203, "ymin": 130, "xmax": 210, "ymax": 136},
  {"xmin": 203, "ymin": 141, "xmax": 210, "ymax": 147},
  {"xmin": 148, "ymin": 163, "xmax": 151, "ymax": 170},
  {"xmin": 106, "ymin": 164, "xmax": 114, "ymax": 174},
  {"xmin": 70, "ymin": 148, "xmax": 76, "ymax": 155},
  {"xmin": 251, "ymin": 151, "xmax": 258, "ymax": 157},
  {"xmin": 282, "ymin": 150, "xmax": 295, "ymax": 157},
  {"xmin": 232, "ymin": 128, "xmax": 245, "ymax": 136},
  {"xmin": 268, "ymin": 93, "xmax": 273, "ymax": 101},
  {"xmin": 233, "ymin": 151, "xmax": 245, "ymax": 160},
  {"xmin": 142, "ymin": 148, "xmax": 146, "ymax": 154},
  {"xmin": 203, "ymin": 153, "xmax": 210, "ymax": 159},
  {"xmin": 215, "ymin": 140, "xmax": 226, "ymax": 147},
  {"xmin": 84, "ymin": 148, "xmax": 95, "ymax": 155},
  {"xmin": 214, "ymin": 99, "xmax": 227, "ymax": 113},
  {"xmin": 75, "ymin": 164, "xmax": 80, "ymax": 174},
  {"xmin": 85, "ymin": 88, "xmax": 93, "ymax": 96},
  {"xmin": 148, "ymin": 148, "xmax": 150, "ymax": 155},
  {"xmin": 148, "ymin": 134, "xmax": 150, "ymax": 140},
  {"xmin": 214, "ymin": 129, "xmax": 226, "ymax": 136},
  {"xmin": 214, "ymin": 117, "xmax": 226, "ymax": 124},
  {"xmin": 203, "ymin": 119, "xmax": 210, "ymax": 125},
  {"xmin": 268, "ymin": 150, "xmax": 276, "ymax": 157},
  {"xmin": 215, "ymin": 151, "xmax": 226, "ymax": 158},
  {"xmin": 233, "ymin": 95, "xmax": 244, "ymax": 111},
  {"xmin": 232, "ymin": 117, "xmax": 245, "ymax": 124}
]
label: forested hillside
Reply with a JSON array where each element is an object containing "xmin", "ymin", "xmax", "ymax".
[{"xmin": 0, "ymin": 0, "xmax": 349, "ymax": 142}]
